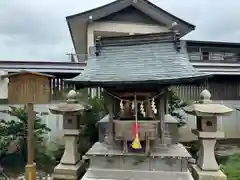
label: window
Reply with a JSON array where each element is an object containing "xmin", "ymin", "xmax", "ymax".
[
  {"xmin": 188, "ymin": 47, "xmax": 200, "ymax": 52},
  {"xmin": 209, "ymin": 52, "xmax": 224, "ymax": 61},
  {"xmin": 224, "ymin": 52, "xmax": 238, "ymax": 61},
  {"xmin": 188, "ymin": 47, "xmax": 201, "ymax": 61},
  {"xmin": 189, "ymin": 52, "xmax": 201, "ymax": 61},
  {"xmin": 202, "ymin": 52, "xmax": 209, "ymax": 60}
]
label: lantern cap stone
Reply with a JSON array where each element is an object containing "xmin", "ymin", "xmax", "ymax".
[
  {"xmin": 66, "ymin": 89, "xmax": 78, "ymax": 103},
  {"xmin": 183, "ymin": 89, "xmax": 233, "ymax": 116},
  {"xmin": 164, "ymin": 114, "xmax": 178, "ymax": 123},
  {"xmin": 183, "ymin": 104, "xmax": 233, "ymax": 116},
  {"xmin": 49, "ymin": 89, "xmax": 91, "ymax": 114},
  {"xmin": 200, "ymin": 89, "xmax": 212, "ymax": 103}
]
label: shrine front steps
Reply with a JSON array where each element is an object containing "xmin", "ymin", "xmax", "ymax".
[
  {"xmin": 82, "ymin": 168, "xmax": 193, "ymax": 180},
  {"xmin": 82, "ymin": 142, "xmax": 193, "ymax": 179}
]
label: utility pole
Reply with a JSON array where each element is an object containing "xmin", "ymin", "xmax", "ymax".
[{"xmin": 25, "ymin": 103, "xmax": 36, "ymax": 180}]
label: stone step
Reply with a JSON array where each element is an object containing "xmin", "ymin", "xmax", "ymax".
[
  {"xmin": 82, "ymin": 168, "xmax": 194, "ymax": 180},
  {"xmin": 87, "ymin": 142, "xmax": 191, "ymax": 159},
  {"xmin": 89, "ymin": 155, "xmax": 188, "ymax": 172},
  {"xmin": 86, "ymin": 142, "xmax": 192, "ymax": 173}
]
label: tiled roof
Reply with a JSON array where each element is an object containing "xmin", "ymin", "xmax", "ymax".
[{"xmin": 68, "ymin": 33, "xmax": 211, "ymax": 86}]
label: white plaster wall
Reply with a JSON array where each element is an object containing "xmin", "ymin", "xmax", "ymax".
[
  {"xmin": 0, "ymin": 104, "xmax": 63, "ymax": 142},
  {"xmin": 0, "ymin": 70, "xmax": 238, "ymax": 141},
  {"xmin": 87, "ymin": 21, "xmax": 169, "ymax": 52},
  {"xmin": 179, "ymin": 100, "xmax": 240, "ymax": 142},
  {"xmin": 0, "ymin": 71, "xmax": 8, "ymax": 99},
  {"xmin": 0, "ymin": 101, "xmax": 239, "ymax": 142}
]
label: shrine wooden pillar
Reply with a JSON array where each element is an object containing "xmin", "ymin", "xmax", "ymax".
[
  {"xmin": 102, "ymin": 88, "xmax": 114, "ymax": 145},
  {"xmin": 157, "ymin": 87, "xmax": 168, "ymax": 144}
]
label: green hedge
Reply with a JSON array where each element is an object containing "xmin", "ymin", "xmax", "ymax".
[{"xmin": 221, "ymin": 153, "xmax": 240, "ymax": 180}]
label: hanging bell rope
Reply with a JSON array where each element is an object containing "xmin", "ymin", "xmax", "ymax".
[{"xmin": 131, "ymin": 93, "xmax": 142, "ymax": 149}]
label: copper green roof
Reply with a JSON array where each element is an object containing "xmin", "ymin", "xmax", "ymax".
[{"xmin": 67, "ymin": 33, "xmax": 211, "ymax": 87}]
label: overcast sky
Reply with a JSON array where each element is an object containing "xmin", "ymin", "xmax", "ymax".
[{"xmin": 0, "ymin": 0, "xmax": 239, "ymax": 61}]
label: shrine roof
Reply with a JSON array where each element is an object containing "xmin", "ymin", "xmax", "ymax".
[
  {"xmin": 67, "ymin": 32, "xmax": 211, "ymax": 87},
  {"xmin": 2, "ymin": 70, "xmax": 54, "ymax": 78}
]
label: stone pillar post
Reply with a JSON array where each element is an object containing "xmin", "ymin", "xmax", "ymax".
[
  {"xmin": 49, "ymin": 90, "xmax": 91, "ymax": 180},
  {"xmin": 61, "ymin": 114, "xmax": 81, "ymax": 167},
  {"xmin": 183, "ymin": 89, "xmax": 233, "ymax": 180},
  {"xmin": 197, "ymin": 138, "xmax": 218, "ymax": 170},
  {"xmin": 102, "ymin": 89, "xmax": 114, "ymax": 146},
  {"xmin": 164, "ymin": 114, "xmax": 179, "ymax": 145}
]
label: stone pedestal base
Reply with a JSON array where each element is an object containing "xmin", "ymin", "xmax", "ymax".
[
  {"xmin": 191, "ymin": 165, "xmax": 226, "ymax": 180},
  {"xmin": 52, "ymin": 161, "xmax": 86, "ymax": 180}
]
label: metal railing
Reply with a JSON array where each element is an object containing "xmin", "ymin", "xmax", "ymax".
[
  {"xmin": 189, "ymin": 54, "xmax": 240, "ymax": 62},
  {"xmin": 67, "ymin": 52, "xmax": 240, "ymax": 63},
  {"xmin": 66, "ymin": 53, "xmax": 89, "ymax": 63}
]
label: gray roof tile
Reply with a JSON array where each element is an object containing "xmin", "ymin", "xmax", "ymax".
[{"xmin": 69, "ymin": 34, "xmax": 211, "ymax": 86}]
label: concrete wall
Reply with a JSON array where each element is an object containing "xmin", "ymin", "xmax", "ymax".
[
  {"xmin": 0, "ymin": 104, "xmax": 63, "ymax": 142},
  {"xmin": 0, "ymin": 71, "xmax": 8, "ymax": 101},
  {"xmin": 0, "ymin": 100, "xmax": 239, "ymax": 142},
  {"xmin": 0, "ymin": 69, "xmax": 239, "ymax": 142},
  {"xmin": 179, "ymin": 100, "xmax": 240, "ymax": 142}
]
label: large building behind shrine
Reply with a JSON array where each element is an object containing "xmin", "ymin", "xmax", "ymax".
[
  {"xmin": 66, "ymin": 0, "xmax": 240, "ymax": 101},
  {"xmin": 65, "ymin": 0, "xmax": 240, "ymax": 141}
]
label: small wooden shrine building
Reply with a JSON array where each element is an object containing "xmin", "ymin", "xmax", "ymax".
[{"xmin": 65, "ymin": 32, "xmax": 212, "ymax": 180}]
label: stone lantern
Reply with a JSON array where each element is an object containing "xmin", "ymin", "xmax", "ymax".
[
  {"xmin": 183, "ymin": 89, "xmax": 233, "ymax": 180},
  {"xmin": 164, "ymin": 114, "xmax": 179, "ymax": 145},
  {"xmin": 49, "ymin": 89, "xmax": 91, "ymax": 180}
]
